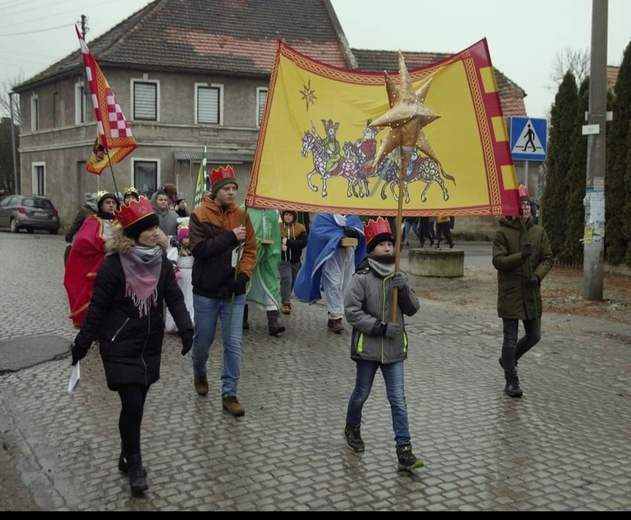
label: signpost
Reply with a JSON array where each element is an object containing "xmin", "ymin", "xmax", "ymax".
[{"xmin": 509, "ymin": 116, "xmax": 548, "ymax": 191}]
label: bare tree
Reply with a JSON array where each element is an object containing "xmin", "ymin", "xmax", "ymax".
[
  {"xmin": 549, "ymin": 47, "xmax": 590, "ymax": 91},
  {"xmin": 1, "ymin": 73, "xmax": 25, "ymax": 124}
]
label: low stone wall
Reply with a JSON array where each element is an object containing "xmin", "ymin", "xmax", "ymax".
[{"xmin": 408, "ymin": 248, "xmax": 464, "ymax": 278}]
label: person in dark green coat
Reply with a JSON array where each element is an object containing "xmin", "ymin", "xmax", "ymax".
[{"xmin": 492, "ymin": 186, "xmax": 553, "ymax": 398}]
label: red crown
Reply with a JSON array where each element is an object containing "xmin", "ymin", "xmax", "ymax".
[
  {"xmin": 115, "ymin": 196, "xmax": 155, "ymax": 228},
  {"xmin": 518, "ymin": 184, "xmax": 530, "ymax": 199},
  {"xmin": 210, "ymin": 165, "xmax": 235, "ymax": 185},
  {"xmin": 364, "ymin": 217, "xmax": 392, "ymax": 245}
]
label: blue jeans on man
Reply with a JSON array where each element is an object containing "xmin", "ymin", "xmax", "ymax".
[
  {"xmin": 346, "ymin": 359, "xmax": 411, "ymax": 447},
  {"xmin": 192, "ymin": 293, "xmax": 245, "ymax": 398}
]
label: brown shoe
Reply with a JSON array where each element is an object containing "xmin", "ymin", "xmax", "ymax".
[
  {"xmin": 222, "ymin": 395, "xmax": 245, "ymax": 417},
  {"xmin": 327, "ymin": 318, "xmax": 344, "ymax": 333},
  {"xmin": 194, "ymin": 375, "xmax": 208, "ymax": 396},
  {"xmin": 281, "ymin": 301, "xmax": 291, "ymax": 315}
]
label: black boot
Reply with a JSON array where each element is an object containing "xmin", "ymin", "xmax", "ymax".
[
  {"xmin": 127, "ymin": 454, "xmax": 148, "ymax": 495},
  {"xmin": 504, "ymin": 374, "xmax": 523, "ymax": 398},
  {"xmin": 267, "ymin": 310, "xmax": 285, "ymax": 336}
]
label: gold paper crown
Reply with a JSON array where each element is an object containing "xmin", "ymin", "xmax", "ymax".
[
  {"xmin": 123, "ymin": 186, "xmax": 139, "ymax": 196},
  {"xmin": 115, "ymin": 196, "xmax": 154, "ymax": 228},
  {"xmin": 96, "ymin": 189, "xmax": 116, "ymax": 202},
  {"xmin": 364, "ymin": 217, "xmax": 393, "ymax": 246}
]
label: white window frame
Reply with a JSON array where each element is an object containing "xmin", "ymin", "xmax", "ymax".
[
  {"xmin": 132, "ymin": 158, "xmax": 161, "ymax": 197},
  {"xmin": 32, "ymin": 162, "xmax": 46, "ymax": 195},
  {"xmin": 256, "ymin": 87, "xmax": 268, "ymax": 128},
  {"xmin": 195, "ymin": 82, "xmax": 223, "ymax": 125},
  {"xmin": 30, "ymin": 94, "xmax": 39, "ymax": 131},
  {"xmin": 132, "ymin": 78, "xmax": 159, "ymax": 121},
  {"xmin": 75, "ymin": 81, "xmax": 87, "ymax": 125}
]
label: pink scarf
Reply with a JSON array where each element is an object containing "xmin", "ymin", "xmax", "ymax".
[{"xmin": 120, "ymin": 246, "xmax": 162, "ymax": 316}]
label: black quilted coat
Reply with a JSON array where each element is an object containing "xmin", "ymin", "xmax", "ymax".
[{"xmin": 73, "ymin": 225, "xmax": 193, "ymax": 390}]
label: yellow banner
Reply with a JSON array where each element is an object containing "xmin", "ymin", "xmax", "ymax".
[{"xmin": 247, "ymin": 40, "xmax": 520, "ymax": 217}]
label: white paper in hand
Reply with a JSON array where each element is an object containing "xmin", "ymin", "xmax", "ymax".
[{"xmin": 68, "ymin": 362, "xmax": 80, "ymax": 393}]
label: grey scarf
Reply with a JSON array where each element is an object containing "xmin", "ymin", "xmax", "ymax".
[
  {"xmin": 119, "ymin": 245, "xmax": 162, "ymax": 317},
  {"xmin": 367, "ymin": 255, "xmax": 395, "ymax": 278}
]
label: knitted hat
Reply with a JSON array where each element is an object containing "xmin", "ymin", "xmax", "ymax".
[
  {"xmin": 364, "ymin": 217, "xmax": 394, "ymax": 253},
  {"xmin": 210, "ymin": 165, "xmax": 238, "ymax": 194},
  {"xmin": 115, "ymin": 196, "xmax": 160, "ymax": 240},
  {"xmin": 177, "ymin": 225, "xmax": 189, "ymax": 242},
  {"xmin": 96, "ymin": 190, "xmax": 120, "ymax": 211},
  {"xmin": 176, "ymin": 192, "xmax": 186, "ymax": 203}
]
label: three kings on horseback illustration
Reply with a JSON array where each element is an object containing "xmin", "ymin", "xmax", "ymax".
[{"xmin": 302, "ymin": 118, "xmax": 456, "ymax": 203}]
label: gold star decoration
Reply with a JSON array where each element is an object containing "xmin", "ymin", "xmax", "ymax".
[
  {"xmin": 299, "ymin": 79, "xmax": 317, "ymax": 111},
  {"xmin": 369, "ymin": 52, "xmax": 440, "ymax": 179}
]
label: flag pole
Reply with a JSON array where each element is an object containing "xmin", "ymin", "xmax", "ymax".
[
  {"xmin": 103, "ymin": 151, "xmax": 119, "ymax": 199},
  {"xmin": 391, "ymin": 146, "xmax": 412, "ymax": 322},
  {"xmin": 226, "ymin": 204, "xmax": 250, "ymax": 334}
]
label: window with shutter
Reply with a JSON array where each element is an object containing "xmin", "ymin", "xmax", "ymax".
[
  {"xmin": 133, "ymin": 81, "xmax": 157, "ymax": 121},
  {"xmin": 197, "ymin": 85, "xmax": 221, "ymax": 124},
  {"xmin": 257, "ymin": 88, "xmax": 268, "ymax": 127}
]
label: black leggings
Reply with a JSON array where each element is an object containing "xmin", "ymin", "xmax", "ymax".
[{"xmin": 117, "ymin": 385, "xmax": 149, "ymax": 457}]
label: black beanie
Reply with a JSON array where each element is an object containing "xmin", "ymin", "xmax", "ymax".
[
  {"xmin": 123, "ymin": 213, "xmax": 160, "ymax": 240},
  {"xmin": 367, "ymin": 232, "xmax": 395, "ymax": 254}
]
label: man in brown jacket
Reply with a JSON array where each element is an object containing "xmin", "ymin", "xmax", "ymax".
[
  {"xmin": 492, "ymin": 186, "xmax": 553, "ymax": 398},
  {"xmin": 188, "ymin": 166, "xmax": 256, "ymax": 417}
]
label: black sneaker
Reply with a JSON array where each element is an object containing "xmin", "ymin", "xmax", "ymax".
[
  {"xmin": 343, "ymin": 425, "xmax": 365, "ymax": 452},
  {"xmin": 396, "ymin": 443, "xmax": 424, "ymax": 471}
]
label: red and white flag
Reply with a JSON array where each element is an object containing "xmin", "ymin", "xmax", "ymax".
[{"xmin": 76, "ymin": 25, "xmax": 138, "ymax": 175}]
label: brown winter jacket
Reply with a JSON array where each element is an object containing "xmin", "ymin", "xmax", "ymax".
[{"xmin": 492, "ymin": 216, "xmax": 553, "ymax": 320}]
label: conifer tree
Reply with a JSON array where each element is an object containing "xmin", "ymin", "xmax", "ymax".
[
  {"xmin": 560, "ymin": 78, "xmax": 589, "ymax": 265},
  {"xmin": 606, "ymin": 40, "xmax": 631, "ymax": 265},
  {"xmin": 542, "ymin": 71, "xmax": 579, "ymax": 257}
]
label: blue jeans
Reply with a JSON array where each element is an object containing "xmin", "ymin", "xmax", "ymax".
[
  {"xmin": 192, "ymin": 293, "xmax": 245, "ymax": 398},
  {"xmin": 346, "ymin": 360, "xmax": 411, "ymax": 447}
]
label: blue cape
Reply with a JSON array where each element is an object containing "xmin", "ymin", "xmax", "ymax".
[{"xmin": 294, "ymin": 214, "xmax": 366, "ymax": 304}]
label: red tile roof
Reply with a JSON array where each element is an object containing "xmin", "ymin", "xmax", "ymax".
[
  {"xmin": 607, "ymin": 66, "xmax": 620, "ymax": 89},
  {"xmin": 16, "ymin": 0, "xmax": 526, "ymax": 116},
  {"xmin": 351, "ymin": 49, "xmax": 527, "ymax": 117}
]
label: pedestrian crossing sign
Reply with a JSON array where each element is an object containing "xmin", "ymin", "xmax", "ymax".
[{"xmin": 509, "ymin": 117, "xmax": 547, "ymax": 162}]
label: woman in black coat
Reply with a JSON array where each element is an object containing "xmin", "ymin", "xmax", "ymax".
[{"xmin": 71, "ymin": 196, "xmax": 194, "ymax": 496}]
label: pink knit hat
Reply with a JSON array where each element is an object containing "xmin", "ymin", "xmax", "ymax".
[{"xmin": 177, "ymin": 225, "xmax": 189, "ymax": 242}]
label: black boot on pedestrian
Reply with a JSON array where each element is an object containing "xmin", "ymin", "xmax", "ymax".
[
  {"xmin": 504, "ymin": 374, "xmax": 523, "ymax": 398},
  {"xmin": 343, "ymin": 424, "xmax": 365, "ymax": 452},
  {"xmin": 267, "ymin": 310, "xmax": 285, "ymax": 336},
  {"xmin": 396, "ymin": 443, "xmax": 424, "ymax": 471},
  {"xmin": 127, "ymin": 454, "xmax": 148, "ymax": 495}
]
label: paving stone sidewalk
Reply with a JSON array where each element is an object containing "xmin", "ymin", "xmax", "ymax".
[{"xmin": 1, "ymin": 233, "xmax": 630, "ymax": 511}]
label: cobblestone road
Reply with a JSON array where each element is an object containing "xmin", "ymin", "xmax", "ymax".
[{"xmin": 1, "ymin": 232, "xmax": 630, "ymax": 511}]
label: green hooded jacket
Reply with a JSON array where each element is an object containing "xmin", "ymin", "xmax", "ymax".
[{"xmin": 492, "ymin": 217, "xmax": 553, "ymax": 320}]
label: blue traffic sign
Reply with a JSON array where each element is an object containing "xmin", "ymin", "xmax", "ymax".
[{"xmin": 509, "ymin": 117, "xmax": 547, "ymax": 161}]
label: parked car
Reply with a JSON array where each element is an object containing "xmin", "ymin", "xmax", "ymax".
[{"xmin": 0, "ymin": 195, "xmax": 60, "ymax": 234}]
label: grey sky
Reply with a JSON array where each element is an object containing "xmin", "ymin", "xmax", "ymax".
[{"xmin": 1, "ymin": 0, "xmax": 629, "ymax": 119}]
